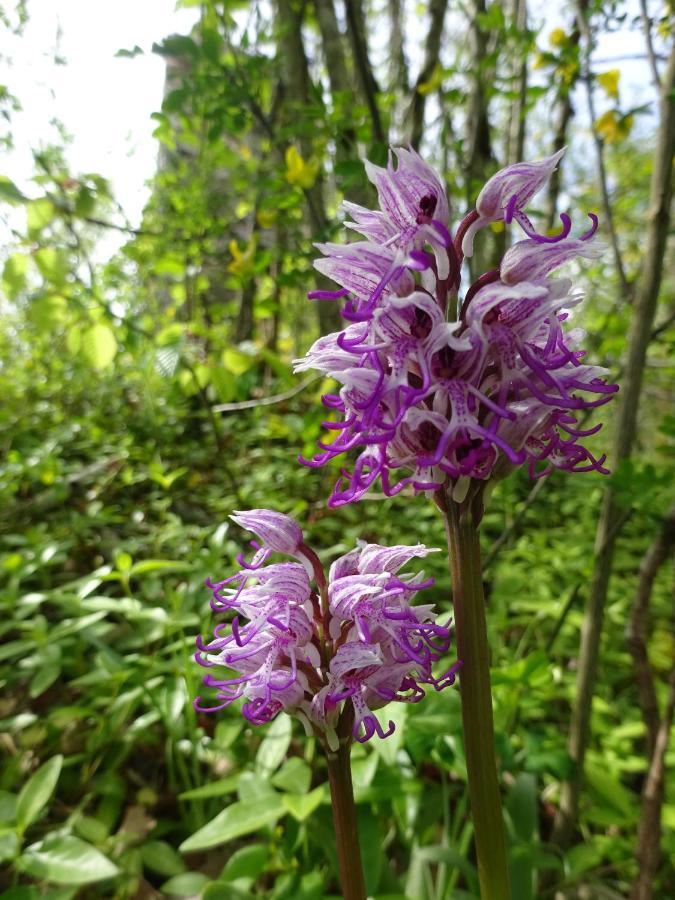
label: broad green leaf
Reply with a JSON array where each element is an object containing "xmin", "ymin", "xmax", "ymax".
[
  {"xmin": 179, "ymin": 796, "xmax": 286, "ymax": 852},
  {"xmin": 26, "ymin": 198, "xmax": 55, "ymax": 234},
  {"xmin": 0, "ymin": 175, "xmax": 26, "ymax": 204},
  {"xmin": 16, "ymin": 756, "xmax": 63, "ymax": 830},
  {"xmin": 222, "ymin": 347, "xmax": 256, "ymax": 376},
  {"xmin": 30, "ymin": 663, "xmax": 62, "ymax": 698},
  {"xmin": 255, "ymin": 714, "xmax": 291, "ymax": 775},
  {"xmin": 161, "ymin": 872, "xmax": 210, "ymax": 896},
  {"xmin": 18, "ymin": 835, "xmax": 119, "ymax": 884},
  {"xmin": 178, "ymin": 775, "xmax": 239, "ymax": 801},
  {"xmin": 271, "ymin": 757, "xmax": 312, "ymax": 794},
  {"xmin": 2, "ymin": 253, "xmax": 29, "ymax": 298},
  {"xmin": 221, "ymin": 842, "xmax": 268, "ymax": 881},
  {"xmin": 82, "ymin": 324, "xmax": 117, "ymax": 370},
  {"xmin": 281, "ymin": 786, "xmax": 324, "ymax": 822},
  {"xmin": 140, "ymin": 840, "xmax": 186, "ymax": 877},
  {"xmin": 0, "ymin": 826, "xmax": 20, "ymax": 862}
]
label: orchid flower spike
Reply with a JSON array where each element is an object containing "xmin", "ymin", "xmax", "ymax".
[
  {"xmin": 296, "ymin": 145, "xmax": 618, "ymax": 507},
  {"xmin": 195, "ymin": 511, "xmax": 459, "ymax": 747}
]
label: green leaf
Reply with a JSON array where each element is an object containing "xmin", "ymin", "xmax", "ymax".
[
  {"xmin": 281, "ymin": 786, "xmax": 324, "ymax": 822},
  {"xmin": 179, "ymin": 796, "xmax": 286, "ymax": 852},
  {"xmin": 140, "ymin": 840, "xmax": 186, "ymax": 877},
  {"xmin": 178, "ymin": 775, "xmax": 239, "ymax": 801},
  {"xmin": 2, "ymin": 253, "xmax": 29, "ymax": 298},
  {"xmin": 0, "ymin": 826, "xmax": 20, "ymax": 862},
  {"xmin": 16, "ymin": 756, "xmax": 63, "ymax": 830},
  {"xmin": 82, "ymin": 324, "xmax": 117, "ymax": 370},
  {"xmin": 18, "ymin": 835, "xmax": 119, "ymax": 884},
  {"xmin": 271, "ymin": 757, "xmax": 312, "ymax": 794},
  {"xmin": 161, "ymin": 872, "xmax": 210, "ymax": 896},
  {"xmin": 221, "ymin": 842, "xmax": 268, "ymax": 881},
  {"xmin": 222, "ymin": 347, "xmax": 256, "ymax": 376},
  {"xmin": 115, "ymin": 45, "xmax": 144, "ymax": 58},
  {"xmin": 412, "ymin": 844, "xmax": 480, "ymax": 895},
  {"xmin": 0, "ymin": 175, "xmax": 26, "ymax": 204},
  {"xmin": 255, "ymin": 714, "xmax": 291, "ymax": 775},
  {"xmin": 30, "ymin": 663, "xmax": 62, "ymax": 698},
  {"xmin": 26, "ymin": 198, "xmax": 56, "ymax": 234}
]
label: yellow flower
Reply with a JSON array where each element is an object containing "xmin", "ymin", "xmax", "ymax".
[
  {"xmin": 532, "ymin": 52, "xmax": 548, "ymax": 70},
  {"xmin": 597, "ymin": 69, "xmax": 620, "ymax": 100},
  {"xmin": 594, "ymin": 109, "xmax": 634, "ymax": 143},
  {"xmin": 417, "ymin": 63, "xmax": 444, "ymax": 96},
  {"xmin": 285, "ymin": 146, "xmax": 320, "ymax": 189},
  {"xmin": 257, "ymin": 209, "xmax": 277, "ymax": 229},
  {"xmin": 548, "ymin": 28, "xmax": 567, "ymax": 48},
  {"xmin": 227, "ymin": 238, "xmax": 256, "ymax": 276},
  {"xmin": 560, "ymin": 60, "xmax": 579, "ymax": 85}
]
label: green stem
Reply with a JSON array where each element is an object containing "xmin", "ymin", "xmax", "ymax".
[
  {"xmin": 324, "ymin": 715, "xmax": 367, "ymax": 900},
  {"xmin": 442, "ymin": 492, "xmax": 511, "ymax": 900}
]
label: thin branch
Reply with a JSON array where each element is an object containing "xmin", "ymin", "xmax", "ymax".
[
  {"xmin": 639, "ymin": 0, "xmax": 662, "ymax": 89},
  {"xmin": 407, "ymin": 0, "xmax": 449, "ymax": 150},
  {"xmin": 631, "ymin": 667, "xmax": 675, "ymax": 900},
  {"xmin": 482, "ymin": 477, "xmax": 547, "ymax": 571},
  {"xmin": 343, "ymin": 0, "xmax": 385, "ymax": 144},
  {"xmin": 506, "ymin": 0, "xmax": 528, "ymax": 165},
  {"xmin": 625, "ymin": 504, "xmax": 675, "ymax": 757},
  {"xmin": 577, "ymin": 3, "xmax": 630, "ymax": 296},
  {"xmin": 213, "ymin": 376, "xmax": 319, "ymax": 413},
  {"xmin": 545, "ymin": 5, "xmax": 585, "ymax": 231}
]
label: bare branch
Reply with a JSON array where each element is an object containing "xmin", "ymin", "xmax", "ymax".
[
  {"xmin": 576, "ymin": 5, "xmax": 630, "ymax": 297},
  {"xmin": 407, "ymin": 0, "xmax": 449, "ymax": 150},
  {"xmin": 631, "ymin": 667, "xmax": 675, "ymax": 900},
  {"xmin": 343, "ymin": 0, "xmax": 385, "ymax": 144},
  {"xmin": 626, "ymin": 505, "xmax": 675, "ymax": 757},
  {"xmin": 545, "ymin": 5, "xmax": 586, "ymax": 231},
  {"xmin": 639, "ymin": 0, "xmax": 662, "ymax": 89},
  {"xmin": 506, "ymin": 0, "xmax": 528, "ymax": 165},
  {"xmin": 213, "ymin": 376, "xmax": 319, "ymax": 413}
]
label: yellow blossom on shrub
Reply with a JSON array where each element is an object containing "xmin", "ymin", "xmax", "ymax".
[
  {"xmin": 548, "ymin": 28, "xmax": 567, "ymax": 48},
  {"xmin": 228, "ymin": 238, "xmax": 256, "ymax": 276},
  {"xmin": 595, "ymin": 109, "xmax": 634, "ymax": 143},
  {"xmin": 285, "ymin": 146, "xmax": 320, "ymax": 189},
  {"xmin": 257, "ymin": 209, "xmax": 278, "ymax": 229},
  {"xmin": 597, "ymin": 69, "xmax": 620, "ymax": 100}
]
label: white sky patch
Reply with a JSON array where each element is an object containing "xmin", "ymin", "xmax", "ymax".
[{"xmin": 2, "ymin": 0, "xmax": 198, "ymax": 225}]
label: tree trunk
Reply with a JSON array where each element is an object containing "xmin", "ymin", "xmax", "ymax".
[
  {"xmin": 343, "ymin": 0, "xmax": 385, "ymax": 145},
  {"xmin": 407, "ymin": 0, "xmax": 449, "ymax": 150},
  {"xmin": 551, "ymin": 38, "xmax": 675, "ymax": 849},
  {"xmin": 275, "ymin": 0, "xmax": 341, "ymax": 334}
]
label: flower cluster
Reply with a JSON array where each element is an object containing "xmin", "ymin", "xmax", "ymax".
[
  {"xmin": 295, "ymin": 147, "xmax": 618, "ymax": 506},
  {"xmin": 194, "ymin": 510, "xmax": 458, "ymax": 746}
]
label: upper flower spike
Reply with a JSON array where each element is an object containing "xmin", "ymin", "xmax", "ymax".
[
  {"xmin": 461, "ymin": 149, "xmax": 565, "ymax": 257},
  {"xmin": 297, "ymin": 145, "xmax": 618, "ymax": 506}
]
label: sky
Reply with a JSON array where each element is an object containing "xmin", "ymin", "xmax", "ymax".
[
  {"xmin": 0, "ymin": 0, "xmax": 659, "ymax": 247},
  {"xmin": 1, "ymin": 0, "xmax": 199, "ymax": 226}
]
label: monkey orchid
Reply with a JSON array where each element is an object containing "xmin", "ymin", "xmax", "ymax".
[
  {"xmin": 297, "ymin": 147, "xmax": 618, "ymax": 900},
  {"xmin": 195, "ymin": 510, "xmax": 459, "ymax": 900}
]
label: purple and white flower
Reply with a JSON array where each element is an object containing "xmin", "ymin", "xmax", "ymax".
[
  {"xmin": 296, "ymin": 147, "xmax": 618, "ymax": 506},
  {"xmin": 195, "ymin": 511, "xmax": 458, "ymax": 745}
]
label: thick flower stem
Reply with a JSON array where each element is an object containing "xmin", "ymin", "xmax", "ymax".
[
  {"xmin": 325, "ymin": 722, "xmax": 367, "ymax": 900},
  {"xmin": 442, "ymin": 493, "xmax": 511, "ymax": 900}
]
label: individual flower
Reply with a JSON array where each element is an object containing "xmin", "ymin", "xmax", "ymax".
[
  {"xmin": 195, "ymin": 512, "xmax": 458, "ymax": 746},
  {"xmin": 296, "ymin": 146, "xmax": 618, "ymax": 507},
  {"xmin": 231, "ymin": 509, "xmax": 304, "ymax": 557}
]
